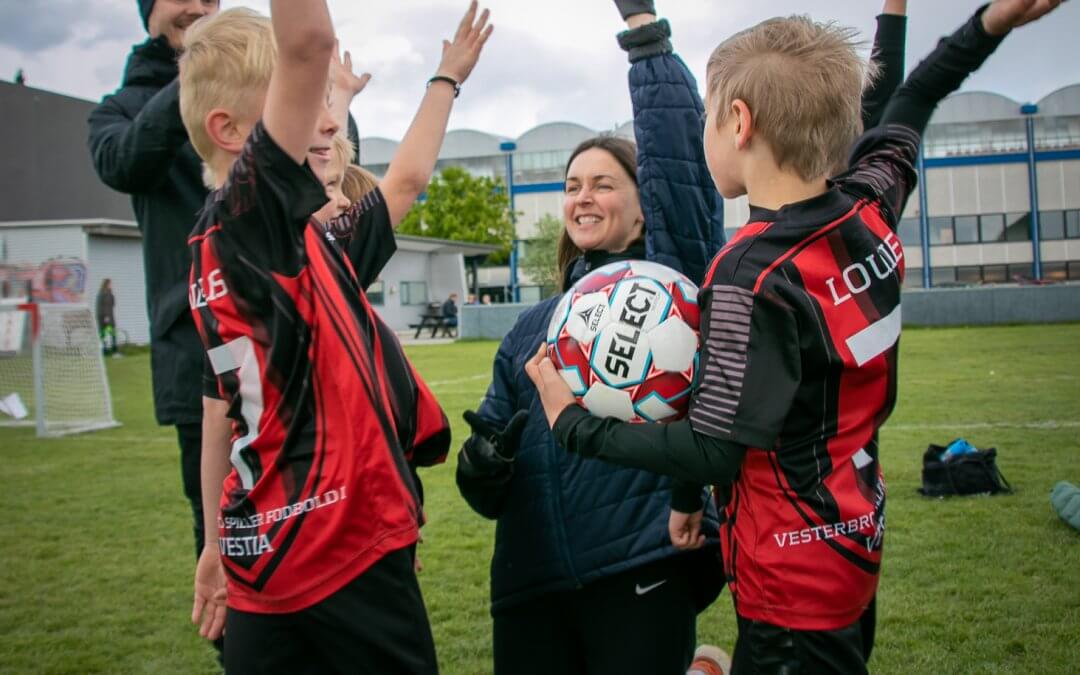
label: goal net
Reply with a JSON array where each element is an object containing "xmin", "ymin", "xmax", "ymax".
[{"xmin": 0, "ymin": 302, "xmax": 119, "ymax": 437}]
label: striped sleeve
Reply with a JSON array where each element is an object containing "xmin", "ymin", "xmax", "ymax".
[
  {"xmin": 689, "ymin": 284, "xmax": 801, "ymax": 448},
  {"xmin": 836, "ymin": 124, "xmax": 920, "ymax": 225}
]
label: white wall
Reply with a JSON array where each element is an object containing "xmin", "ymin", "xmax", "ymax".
[
  {"xmin": 0, "ymin": 226, "xmax": 86, "ymax": 266},
  {"xmin": 86, "ymin": 235, "xmax": 149, "ymax": 345},
  {"xmin": 371, "ymin": 249, "xmax": 433, "ymax": 331}
]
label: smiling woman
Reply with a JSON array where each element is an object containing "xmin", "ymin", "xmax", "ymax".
[{"xmin": 452, "ymin": 2, "xmax": 728, "ymax": 673}]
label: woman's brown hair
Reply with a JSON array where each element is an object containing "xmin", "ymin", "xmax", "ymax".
[{"xmin": 556, "ymin": 135, "xmax": 639, "ymax": 285}]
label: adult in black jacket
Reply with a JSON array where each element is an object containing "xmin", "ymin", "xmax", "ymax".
[{"xmin": 87, "ymin": 0, "xmax": 219, "ymax": 563}]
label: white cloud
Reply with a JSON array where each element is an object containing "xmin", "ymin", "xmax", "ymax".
[{"xmin": 0, "ymin": 0, "xmax": 1077, "ymax": 140}]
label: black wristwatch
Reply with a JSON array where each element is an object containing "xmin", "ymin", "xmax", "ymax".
[{"xmin": 427, "ymin": 75, "xmax": 460, "ymax": 98}]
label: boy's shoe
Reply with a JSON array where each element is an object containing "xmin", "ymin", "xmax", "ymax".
[{"xmin": 687, "ymin": 644, "xmax": 731, "ymax": 675}]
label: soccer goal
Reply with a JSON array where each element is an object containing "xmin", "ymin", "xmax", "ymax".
[{"xmin": 0, "ymin": 302, "xmax": 120, "ymax": 437}]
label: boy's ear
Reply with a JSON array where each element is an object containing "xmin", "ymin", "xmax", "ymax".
[
  {"xmin": 205, "ymin": 108, "xmax": 247, "ymax": 154},
  {"xmin": 731, "ymin": 99, "xmax": 753, "ymax": 150}
]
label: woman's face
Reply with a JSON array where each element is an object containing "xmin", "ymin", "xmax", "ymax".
[{"xmin": 562, "ymin": 148, "xmax": 643, "ymax": 253}]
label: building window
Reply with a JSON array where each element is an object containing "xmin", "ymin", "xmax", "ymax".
[
  {"xmin": 367, "ymin": 280, "xmax": 385, "ymax": 305},
  {"xmin": 982, "ymin": 265, "xmax": 1007, "ymax": 284},
  {"xmin": 898, "ymin": 218, "xmax": 921, "ymax": 246},
  {"xmin": 400, "ymin": 281, "xmax": 428, "ymax": 306},
  {"xmin": 1005, "ymin": 212, "xmax": 1031, "ymax": 242},
  {"xmin": 1006, "ymin": 263, "xmax": 1031, "ymax": 282},
  {"xmin": 1042, "ymin": 262, "xmax": 1068, "ymax": 281},
  {"xmin": 979, "ymin": 214, "xmax": 1006, "ymax": 243},
  {"xmin": 1066, "ymin": 210, "xmax": 1080, "ymax": 239},
  {"xmin": 956, "ymin": 265, "xmax": 982, "ymax": 284},
  {"xmin": 902, "ymin": 268, "xmax": 924, "ymax": 288},
  {"xmin": 1039, "ymin": 210, "xmax": 1066, "ymax": 240},
  {"xmin": 929, "ymin": 217, "xmax": 954, "ymax": 245},
  {"xmin": 931, "ymin": 267, "xmax": 957, "ymax": 286},
  {"xmin": 1068, "ymin": 261, "xmax": 1080, "ymax": 280},
  {"xmin": 954, "ymin": 216, "xmax": 980, "ymax": 244}
]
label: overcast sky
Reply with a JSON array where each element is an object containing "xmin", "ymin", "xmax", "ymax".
[{"xmin": 2, "ymin": 0, "xmax": 1078, "ymax": 141}]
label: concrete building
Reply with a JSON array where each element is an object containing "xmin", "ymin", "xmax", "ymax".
[
  {"xmin": 0, "ymin": 81, "xmax": 493, "ymax": 340},
  {"xmin": 362, "ymin": 83, "xmax": 1080, "ymax": 294}
]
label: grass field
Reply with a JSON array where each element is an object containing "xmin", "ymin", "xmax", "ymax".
[{"xmin": 1, "ymin": 324, "xmax": 1077, "ymax": 674}]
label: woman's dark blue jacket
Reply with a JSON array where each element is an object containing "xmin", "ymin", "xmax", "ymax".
[{"xmin": 457, "ymin": 20, "xmax": 726, "ymax": 614}]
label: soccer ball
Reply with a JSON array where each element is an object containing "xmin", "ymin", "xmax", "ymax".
[{"xmin": 546, "ymin": 260, "xmax": 700, "ymax": 423}]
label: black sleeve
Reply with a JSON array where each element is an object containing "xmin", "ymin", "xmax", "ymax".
[
  {"xmin": 325, "ymin": 187, "xmax": 396, "ymax": 289},
  {"xmin": 553, "ymin": 405, "xmax": 746, "ymax": 487},
  {"xmin": 879, "ymin": 5, "xmax": 1004, "ymax": 134},
  {"xmin": 87, "ymin": 79, "xmax": 190, "ymax": 194},
  {"xmin": 862, "ymin": 13, "xmax": 907, "ymax": 131},
  {"xmin": 671, "ymin": 479, "xmax": 708, "ymax": 514},
  {"xmin": 217, "ymin": 121, "xmax": 329, "ymax": 276},
  {"xmin": 838, "ymin": 6, "xmax": 1005, "ymax": 222},
  {"xmin": 455, "ymin": 449, "xmax": 515, "ymax": 520}
]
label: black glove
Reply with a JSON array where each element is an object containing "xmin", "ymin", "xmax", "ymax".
[
  {"xmin": 613, "ymin": 0, "xmax": 656, "ymax": 20},
  {"xmin": 459, "ymin": 410, "xmax": 528, "ymax": 475}
]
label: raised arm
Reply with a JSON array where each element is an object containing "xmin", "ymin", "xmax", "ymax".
[
  {"xmin": 262, "ymin": 0, "xmax": 336, "ymax": 164},
  {"xmin": 842, "ymin": 0, "xmax": 1063, "ymax": 227},
  {"xmin": 614, "ymin": 1, "xmax": 725, "ymax": 286},
  {"xmin": 88, "ymin": 77, "xmax": 190, "ymax": 194},
  {"xmin": 380, "ymin": 1, "xmax": 493, "ymax": 226},
  {"xmin": 861, "ymin": 0, "xmax": 908, "ymax": 131}
]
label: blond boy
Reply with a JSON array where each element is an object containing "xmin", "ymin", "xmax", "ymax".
[
  {"xmin": 527, "ymin": 0, "xmax": 1062, "ymax": 672},
  {"xmin": 181, "ymin": 2, "xmax": 491, "ymax": 672}
]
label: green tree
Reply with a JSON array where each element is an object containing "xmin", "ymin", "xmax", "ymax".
[
  {"xmin": 520, "ymin": 213, "xmax": 564, "ymax": 296},
  {"xmin": 398, "ymin": 166, "xmax": 514, "ymax": 262}
]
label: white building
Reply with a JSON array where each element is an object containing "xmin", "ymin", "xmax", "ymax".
[
  {"xmin": 362, "ymin": 83, "xmax": 1080, "ymax": 294},
  {"xmin": 0, "ymin": 81, "xmax": 496, "ymax": 342}
]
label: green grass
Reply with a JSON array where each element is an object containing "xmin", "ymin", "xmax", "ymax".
[{"xmin": 1, "ymin": 326, "xmax": 1077, "ymax": 674}]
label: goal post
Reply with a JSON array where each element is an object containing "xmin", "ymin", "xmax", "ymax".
[{"xmin": 0, "ymin": 302, "xmax": 120, "ymax": 437}]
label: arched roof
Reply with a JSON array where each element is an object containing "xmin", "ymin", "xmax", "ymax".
[
  {"xmin": 358, "ymin": 137, "xmax": 399, "ymax": 165},
  {"xmin": 514, "ymin": 121, "xmax": 596, "ymax": 153},
  {"xmin": 929, "ymin": 91, "xmax": 1021, "ymax": 124},
  {"xmin": 1037, "ymin": 84, "xmax": 1080, "ymax": 117},
  {"xmin": 613, "ymin": 120, "xmax": 635, "ymax": 140},
  {"xmin": 439, "ymin": 129, "xmax": 508, "ymax": 159}
]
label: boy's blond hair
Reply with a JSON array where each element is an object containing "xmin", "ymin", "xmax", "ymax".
[
  {"xmin": 341, "ymin": 164, "xmax": 380, "ymax": 203},
  {"xmin": 330, "ymin": 133, "xmax": 355, "ymax": 177},
  {"xmin": 178, "ymin": 8, "xmax": 276, "ymax": 183},
  {"xmin": 706, "ymin": 16, "xmax": 875, "ymax": 182}
]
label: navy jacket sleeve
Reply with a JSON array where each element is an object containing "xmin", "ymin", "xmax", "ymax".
[
  {"xmin": 619, "ymin": 19, "xmax": 725, "ymax": 286},
  {"xmin": 456, "ymin": 326, "xmax": 519, "ymax": 519},
  {"xmin": 88, "ymin": 78, "xmax": 190, "ymax": 194}
]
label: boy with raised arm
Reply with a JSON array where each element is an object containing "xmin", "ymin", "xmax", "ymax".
[
  {"xmin": 180, "ymin": 2, "xmax": 491, "ymax": 672},
  {"xmin": 527, "ymin": 1, "xmax": 1063, "ymax": 672}
]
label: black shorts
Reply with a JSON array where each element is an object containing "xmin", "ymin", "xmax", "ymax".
[
  {"xmin": 731, "ymin": 596, "xmax": 876, "ymax": 675},
  {"xmin": 493, "ymin": 555, "xmax": 698, "ymax": 675},
  {"xmin": 224, "ymin": 546, "xmax": 437, "ymax": 675}
]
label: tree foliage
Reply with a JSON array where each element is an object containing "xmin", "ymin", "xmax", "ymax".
[
  {"xmin": 520, "ymin": 213, "xmax": 564, "ymax": 296},
  {"xmin": 398, "ymin": 166, "xmax": 514, "ymax": 263}
]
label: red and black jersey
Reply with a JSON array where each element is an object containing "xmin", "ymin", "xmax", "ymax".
[
  {"xmin": 687, "ymin": 124, "xmax": 920, "ymax": 630},
  {"xmin": 188, "ymin": 121, "xmax": 449, "ymax": 614}
]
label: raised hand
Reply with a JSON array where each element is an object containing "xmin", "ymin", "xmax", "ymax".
[
  {"xmin": 435, "ymin": 1, "xmax": 494, "ymax": 85},
  {"xmin": 331, "ymin": 42, "xmax": 372, "ymax": 100},
  {"xmin": 982, "ymin": 0, "xmax": 1064, "ymax": 35}
]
